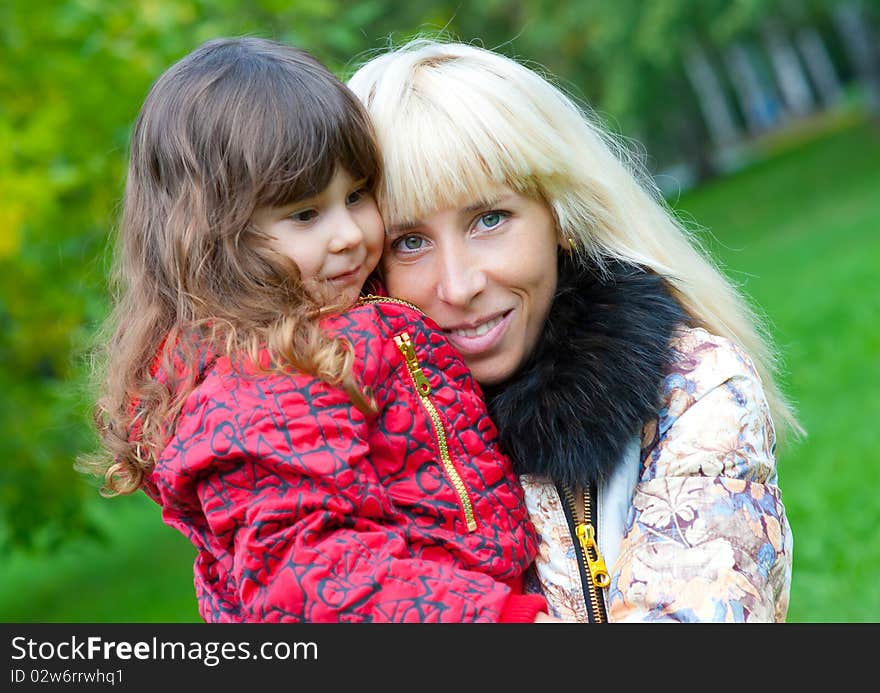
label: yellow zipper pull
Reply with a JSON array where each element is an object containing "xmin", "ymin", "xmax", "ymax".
[
  {"xmin": 575, "ymin": 523, "xmax": 611, "ymax": 589},
  {"xmin": 393, "ymin": 333, "xmax": 432, "ymax": 396}
]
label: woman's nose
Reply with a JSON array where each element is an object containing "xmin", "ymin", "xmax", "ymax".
[{"xmin": 435, "ymin": 245, "xmax": 487, "ymax": 307}]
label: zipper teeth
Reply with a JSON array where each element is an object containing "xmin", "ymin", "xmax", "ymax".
[
  {"xmin": 421, "ymin": 396, "xmax": 478, "ymax": 532},
  {"xmin": 582, "ymin": 486, "xmax": 611, "ymax": 583},
  {"xmin": 565, "ymin": 486, "xmax": 606, "ymax": 623},
  {"xmin": 359, "ymin": 294, "xmax": 423, "ymax": 313},
  {"xmin": 394, "ymin": 332, "xmax": 477, "ymax": 532}
]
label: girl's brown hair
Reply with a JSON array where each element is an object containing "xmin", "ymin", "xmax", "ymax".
[{"xmin": 79, "ymin": 37, "xmax": 382, "ymax": 495}]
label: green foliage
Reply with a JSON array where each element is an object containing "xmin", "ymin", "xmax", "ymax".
[
  {"xmin": 0, "ymin": 0, "xmax": 539, "ymax": 556},
  {"xmin": 0, "ymin": 0, "xmax": 440, "ymax": 553}
]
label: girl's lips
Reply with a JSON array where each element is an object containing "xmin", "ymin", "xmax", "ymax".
[
  {"xmin": 444, "ymin": 310, "xmax": 512, "ymax": 356},
  {"xmin": 328, "ymin": 266, "xmax": 362, "ymax": 284}
]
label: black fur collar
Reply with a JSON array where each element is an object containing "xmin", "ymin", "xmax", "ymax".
[{"xmin": 483, "ymin": 253, "xmax": 687, "ymax": 487}]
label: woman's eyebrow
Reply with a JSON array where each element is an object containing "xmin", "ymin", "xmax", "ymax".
[
  {"xmin": 387, "ymin": 220, "xmax": 418, "ymax": 236},
  {"xmin": 464, "ymin": 197, "xmax": 500, "ymax": 212},
  {"xmin": 467, "ymin": 193, "xmax": 519, "ymax": 212}
]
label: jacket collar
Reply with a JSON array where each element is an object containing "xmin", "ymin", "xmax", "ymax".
[{"xmin": 483, "ymin": 252, "xmax": 687, "ymax": 487}]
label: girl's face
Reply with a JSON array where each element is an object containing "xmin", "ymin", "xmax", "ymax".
[
  {"xmin": 382, "ymin": 185, "xmax": 560, "ymax": 385},
  {"xmin": 252, "ymin": 167, "xmax": 384, "ymax": 307}
]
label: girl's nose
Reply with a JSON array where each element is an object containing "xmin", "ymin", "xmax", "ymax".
[{"xmin": 328, "ymin": 211, "xmax": 365, "ymax": 253}]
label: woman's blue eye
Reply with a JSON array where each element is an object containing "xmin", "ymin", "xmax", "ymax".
[
  {"xmin": 478, "ymin": 212, "xmax": 504, "ymax": 229},
  {"xmin": 395, "ymin": 235, "xmax": 424, "ymax": 252}
]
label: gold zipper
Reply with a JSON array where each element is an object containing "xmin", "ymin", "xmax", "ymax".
[
  {"xmin": 564, "ymin": 485, "xmax": 609, "ymax": 622},
  {"xmin": 393, "ymin": 331, "xmax": 478, "ymax": 532},
  {"xmin": 359, "ymin": 294, "xmax": 423, "ymax": 313}
]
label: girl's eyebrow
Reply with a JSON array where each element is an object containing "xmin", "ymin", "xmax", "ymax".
[{"xmin": 277, "ymin": 190, "xmax": 321, "ymax": 212}]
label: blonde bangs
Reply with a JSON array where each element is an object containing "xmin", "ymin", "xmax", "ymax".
[{"xmin": 367, "ymin": 60, "xmax": 560, "ymax": 226}]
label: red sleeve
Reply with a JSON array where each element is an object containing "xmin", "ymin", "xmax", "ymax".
[
  {"xmin": 498, "ymin": 575, "xmax": 548, "ymax": 623},
  {"xmin": 500, "ymin": 595, "xmax": 549, "ymax": 623}
]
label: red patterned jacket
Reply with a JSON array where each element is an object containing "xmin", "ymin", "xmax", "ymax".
[{"xmin": 143, "ymin": 299, "xmax": 544, "ymax": 622}]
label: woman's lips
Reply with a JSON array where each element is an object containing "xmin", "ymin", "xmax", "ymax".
[{"xmin": 444, "ymin": 310, "xmax": 512, "ymax": 355}]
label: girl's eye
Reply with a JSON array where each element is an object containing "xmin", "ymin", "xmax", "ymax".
[
  {"xmin": 347, "ymin": 187, "xmax": 370, "ymax": 205},
  {"xmin": 393, "ymin": 235, "xmax": 426, "ymax": 253},
  {"xmin": 476, "ymin": 211, "xmax": 506, "ymax": 230},
  {"xmin": 291, "ymin": 209, "xmax": 317, "ymax": 223}
]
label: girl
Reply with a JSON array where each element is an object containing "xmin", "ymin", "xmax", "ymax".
[
  {"xmin": 348, "ymin": 39, "xmax": 797, "ymax": 622},
  {"xmin": 79, "ymin": 37, "xmax": 549, "ymax": 623}
]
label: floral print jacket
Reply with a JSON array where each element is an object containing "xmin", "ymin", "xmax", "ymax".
[{"xmin": 520, "ymin": 327, "xmax": 793, "ymax": 622}]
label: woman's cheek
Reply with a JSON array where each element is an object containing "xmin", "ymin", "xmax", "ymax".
[{"xmin": 382, "ymin": 258, "xmax": 421, "ymax": 301}]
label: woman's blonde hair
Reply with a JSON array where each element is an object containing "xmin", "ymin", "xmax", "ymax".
[
  {"xmin": 79, "ymin": 37, "xmax": 382, "ymax": 496},
  {"xmin": 347, "ymin": 38, "xmax": 803, "ymax": 440}
]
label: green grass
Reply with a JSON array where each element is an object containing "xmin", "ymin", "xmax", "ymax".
[
  {"xmin": 2, "ymin": 119, "xmax": 877, "ymax": 623},
  {"xmin": 0, "ymin": 493, "xmax": 201, "ymax": 622}
]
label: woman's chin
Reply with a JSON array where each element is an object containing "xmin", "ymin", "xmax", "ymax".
[{"xmin": 466, "ymin": 356, "xmax": 519, "ymax": 389}]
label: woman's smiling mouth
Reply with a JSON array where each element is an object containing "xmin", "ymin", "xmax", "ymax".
[{"xmin": 444, "ymin": 311, "xmax": 512, "ymax": 354}]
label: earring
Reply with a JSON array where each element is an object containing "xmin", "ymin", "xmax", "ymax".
[{"xmin": 567, "ymin": 237, "xmax": 577, "ymax": 251}]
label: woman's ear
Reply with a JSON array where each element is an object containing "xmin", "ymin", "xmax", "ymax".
[{"xmin": 558, "ymin": 234, "xmax": 577, "ymax": 253}]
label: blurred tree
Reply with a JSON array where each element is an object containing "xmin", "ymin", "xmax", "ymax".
[
  {"xmin": 430, "ymin": 0, "xmax": 865, "ymax": 175},
  {"xmin": 762, "ymin": 17, "xmax": 816, "ymax": 117},
  {"xmin": 830, "ymin": 0, "xmax": 880, "ymax": 117},
  {"xmin": 0, "ymin": 0, "xmax": 436, "ymax": 554},
  {"xmin": 521, "ymin": 0, "xmax": 778, "ymax": 177}
]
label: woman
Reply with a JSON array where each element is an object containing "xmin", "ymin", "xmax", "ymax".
[{"xmin": 349, "ymin": 39, "xmax": 799, "ymax": 622}]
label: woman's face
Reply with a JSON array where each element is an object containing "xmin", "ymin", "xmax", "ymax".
[{"xmin": 382, "ymin": 185, "xmax": 559, "ymax": 385}]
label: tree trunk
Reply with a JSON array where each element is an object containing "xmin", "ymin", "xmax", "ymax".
[
  {"xmin": 682, "ymin": 41, "xmax": 741, "ymax": 147},
  {"xmin": 833, "ymin": 1, "xmax": 880, "ymax": 117},
  {"xmin": 723, "ymin": 41, "xmax": 784, "ymax": 133},
  {"xmin": 796, "ymin": 25, "xmax": 843, "ymax": 108},
  {"xmin": 762, "ymin": 21, "xmax": 816, "ymax": 118}
]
